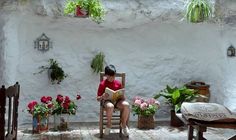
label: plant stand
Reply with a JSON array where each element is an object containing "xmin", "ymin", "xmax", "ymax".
[
  {"xmin": 137, "ymin": 115, "xmax": 154, "ymax": 129},
  {"xmin": 53, "ymin": 114, "xmax": 69, "ymax": 131},
  {"xmin": 32, "ymin": 114, "xmax": 49, "ymax": 134}
]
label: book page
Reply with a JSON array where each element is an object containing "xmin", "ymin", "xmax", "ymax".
[{"xmin": 105, "ymin": 87, "xmax": 125, "ymax": 102}]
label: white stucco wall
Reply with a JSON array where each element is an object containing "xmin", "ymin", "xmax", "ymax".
[{"xmin": 1, "ymin": 0, "xmax": 236, "ymax": 126}]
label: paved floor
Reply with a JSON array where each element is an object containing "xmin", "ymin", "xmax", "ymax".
[{"xmin": 18, "ymin": 121, "xmax": 236, "ymax": 140}]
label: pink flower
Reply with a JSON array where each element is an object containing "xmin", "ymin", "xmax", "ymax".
[
  {"xmin": 133, "ymin": 96, "xmax": 141, "ymax": 102},
  {"xmin": 140, "ymin": 102, "xmax": 148, "ymax": 110},
  {"xmin": 147, "ymin": 98, "xmax": 156, "ymax": 105},
  {"xmin": 134, "ymin": 99, "xmax": 142, "ymax": 106}
]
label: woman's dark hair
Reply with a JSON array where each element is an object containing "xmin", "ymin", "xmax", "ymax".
[{"xmin": 105, "ymin": 64, "xmax": 116, "ymax": 76}]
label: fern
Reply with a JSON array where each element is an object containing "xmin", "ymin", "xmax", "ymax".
[{"xmin": 90, "ymin": 52, "xmax": 105, "ymax": 73}]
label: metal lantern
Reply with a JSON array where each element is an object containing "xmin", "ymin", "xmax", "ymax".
[
  {"xmin": 227, "ymin": 45, "xmax": 235, "ymax": 57},
  {"xmin": 34, "ymin": 33, "xmax": 52, "ymax": 52}
]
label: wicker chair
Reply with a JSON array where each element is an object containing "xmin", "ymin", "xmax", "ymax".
[
  {"xmin": 0, "ymin": 82, "xmax": 20, "ymax": 140},
  {"xmin": 99, "ymin": 72, "xmax": 126, "ymax": 138}
]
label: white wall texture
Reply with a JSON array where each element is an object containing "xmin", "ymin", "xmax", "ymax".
[{"xmin": 1, "ymin": 0, "xmax": 236, "ymax": 126}]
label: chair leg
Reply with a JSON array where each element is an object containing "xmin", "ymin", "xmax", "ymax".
[
  {"xmin": 188, "ymin": 125, "xmax": 194, "ymax": 140},
  {"xmin": 119, "ymin": 110, "xmax": 122, "ymax": 137},
  {"xmin": 99, "ymin": 109, "xmax": 104, "ymax": 138}
]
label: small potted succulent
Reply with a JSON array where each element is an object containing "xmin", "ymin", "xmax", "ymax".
[{"xmin": 64, "ymin": 0, "xmax": 106, "ymax": 23}]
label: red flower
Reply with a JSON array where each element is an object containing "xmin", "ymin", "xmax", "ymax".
[
  {"xmin": 63, "ymin": 102, "xmax": 70, "ymax": 109},
  {"xmin": 47, "ymin": 96, "xmax": 52, "ymax": 101},
  {"xmin": 41, "ymin": 96, "xmax": 48, "ymax": 103},
  {"xmin": 56, "ymin": 94, "xmax": 64, "ymax": 103},
  {"xmin": 76, "ymin": 94, "xmax": 81, "ymax": 100},
  {"xmin": 27, "ymin": 101, "xmax": 38, "ymax": 111},
  {"xmin": 64, "ymin": 96, "xmax": 70, "ymax": 103},
  {"xmin": 47, "ymin": 103, "xmax": 53, "ymax": 108}
]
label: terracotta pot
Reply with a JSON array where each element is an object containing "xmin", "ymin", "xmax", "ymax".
[{"xmin": 170, "ymin": 110, "xmax": 183, "ymax": 127}]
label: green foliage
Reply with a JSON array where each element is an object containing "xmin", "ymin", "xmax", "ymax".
[
  {"xmin": 154, "ymin": 85, "xmax": 197, "ymax": 112},
  {"xmin": 132, "ymin": 104, "xmax": 158, "ymax": 117},
  {"xmin": 64, "ymin": 0, "xmax": 105, "ymax": 23},
  {"xmin": 32, "ymin": 104, "xmax": 49, "ymax": 117},
  {"xmin": 186, "ymin": 0, "xmax": 212, "ymax": 23},
  {"xmin": 35, "ymin": 59, "xmax": 68, "ymax": 84},
  {"xmin": 90, "ymin": 52, "xmax": 105, "ymax": 73}
]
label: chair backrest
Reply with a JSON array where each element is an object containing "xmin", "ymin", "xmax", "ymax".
[
  {"xmin": 0, "ymin": 82, "xmax": 20, "ymax": 140},
  {"xmin": 100, "ymin": 72, "xmax": 125, "ymax": 89}
]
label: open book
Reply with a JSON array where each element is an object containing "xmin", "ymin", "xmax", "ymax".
[{"xmin": 105, "ymin": 87, "xmax": 125, "ymax": 103}]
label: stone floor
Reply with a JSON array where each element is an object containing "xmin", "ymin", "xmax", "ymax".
[{"xmin": 18, "ymin": 121, "xmax": 236, "ymax": 140}]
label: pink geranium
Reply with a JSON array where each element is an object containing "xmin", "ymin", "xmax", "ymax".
[
  {"xmin": 132, "ymin": 96, "xmax": 160, "ymax": 116},
  {"xmin": 134, "ymin": 99, "xmax": 142, "ymax": 106},
  {"xmin": 140, "ymin": 102, "xmax": 148, "ymax": 110}
]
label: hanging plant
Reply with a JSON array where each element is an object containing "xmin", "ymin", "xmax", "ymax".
[
  {"xmin": 90, "ymin": 52, "xmax": 105, "ymax": 73},
  {"xmin": 64, "ymin": 0, "xmax": 105, "ymax": 23},
  {"xmin": 186, "ymin": 0, "xmax": 212, "ymax": 23},
  {"xmin": 34, "ymin": 59, "xmax": 68, "ymax": 84}
]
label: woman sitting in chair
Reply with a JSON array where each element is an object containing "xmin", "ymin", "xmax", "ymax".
[{"xmin": 97, "ymin": 64, "xmax": 130, "ymax": 136}]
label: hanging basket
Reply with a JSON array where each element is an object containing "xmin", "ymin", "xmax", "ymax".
[
  {"xmin": 32, "ymin": 114, "xmax": 49, "ymax": 134},
  {"xmin": 137, "ymin": 115, "xmax": 155, "ymax": 129}
]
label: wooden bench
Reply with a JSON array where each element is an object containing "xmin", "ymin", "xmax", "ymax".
[
  {"xmin": 176, "ymin": 113, "xmax": 236, "ymax": 140},
  {"xmin": 0, "ymin": 82, "xmax": 20, "ymax": 140}
]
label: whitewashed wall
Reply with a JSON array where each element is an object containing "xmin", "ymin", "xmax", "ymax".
[{"xmin": 1, "ymin": 0, "xmax": 236, "ymax": 126}]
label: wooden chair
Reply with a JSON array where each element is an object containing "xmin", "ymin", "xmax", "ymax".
[
  {"xmin": 99, "ymin": 72, "xmax": 125, "ymax": 138},
  {"xmin": 0, "ymin": 82, "xmax": 20, "ymax": 140},
  {"xmin": 176, "ymin": 113, "xmax": 236, "ymax": 140}
]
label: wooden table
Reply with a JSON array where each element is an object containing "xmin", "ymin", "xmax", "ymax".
[{"xmin": 176, "ymin": 113, "xmax": 236, "ymax": 140}]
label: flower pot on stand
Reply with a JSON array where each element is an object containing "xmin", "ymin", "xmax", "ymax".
[
  {"xmin": 32, "ymin": 114, "xmax": 49, "ymax": 134},
  {"xmin": 53, "ymin": 114, "xmax": 70, "ymax": 131},
  {"xmin": 137, "ymin": 115, "xmax": 155, "ymax": 129}
]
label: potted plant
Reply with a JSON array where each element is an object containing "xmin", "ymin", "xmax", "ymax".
[
  {"xmin": 64, "ymin": 0, "xmax": 105, "ymax": 23},
  {"xmin": 27, "ymin": 96, "xmax": 53, "ymax": 133},
  {"xmin": 154, "ymin": 85, "xmax": 197, "ymax": 127},
  {"xmin": 186, "ymin": 0, "xmax": 213, "ymax": 23},
  {"xmin": 132, "ymin": 96, "xmax": 160, "ymax": 129},
  {"xmin": 90, "ymin": 52, "xmax": 105, "ymax": 73},
  {"xmin": 51, "ymin": 94, "xmax": 81, "ymax": 131},
  {"xmin": 35, "ymin": 59, "xmax": 68, "ymax": 84}
]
